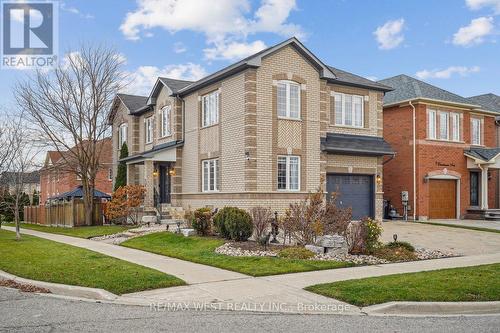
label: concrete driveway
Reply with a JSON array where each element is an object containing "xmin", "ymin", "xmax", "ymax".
[
  {"xmin": 381, "ymin": 221, "xmax": 500, "ymax": 256},
  {"xmin": 427, "ymin": 219, "xmax": 500, "ymax": 231}
]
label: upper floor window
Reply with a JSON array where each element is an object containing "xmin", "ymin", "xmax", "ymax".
[
  {"xmin": 202, "ymin": 91, "xmax": 219, "ymax": 127},
  {"xmin": 438, "ymin": 112, "xmax": 449, "ymax": 140},
  {"xmin": 118, "ymin": 123, "xmax": 127, "ymax": 148},
  {"xmin": 451, "ymin": 113, "xmax": 460, "ymax": 141},
  {"xmin": 145, "ymin": 116, "xmax": 153, "ymax": 144},
  {"xmin": 428, "ymin": 109, "xmax": 461, "ymax": 142},
  {"xmin": 277, "ymin": 155, "xmax": 300, "ymax": 191},
  {"xmin": 471, "ymin": 117, "xmax": 481, "ymax": 145},
  {"xmin": 333, "ymin": 93, "xmax": 363, "ymax": 127},
  {"xmin": 277, "ymin": 81, "xmax": 300, "ymax": 119},
  {"xmin": 428, "ymin": 109, "xmax": 437, "ymax": 139},
  {"xmin": 202, "ymin": 158, "xmax": 219, "ymax": 192},
  {"xmin": 160, "ymin": 106, "xmax": 171, "ymax": 137}
]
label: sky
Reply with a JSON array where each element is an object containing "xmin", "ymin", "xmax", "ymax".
[{"xmin": 1, "ymin": 0, "xmax": 499, "ymax": 110}]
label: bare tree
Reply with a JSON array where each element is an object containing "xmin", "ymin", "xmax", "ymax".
[
  {"xmin": 0, "ymin": 109, "xmax": 17, "ymax": 174},
  {"xmin": 16, "ymin": 45, "xmax": 124, "ymax": 226}
]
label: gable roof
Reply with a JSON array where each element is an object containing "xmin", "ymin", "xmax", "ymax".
[
  {"xmin": 0, "ymin": 171, "xmax": 40, "ymax": 185},
  {"xmin": 464, "ymin": 147, "xmax": 500, "ymax": 163},
  {"xmin": 327, "ymin": 66, "xmax": 392, "ymax": 91},
  {"xmin": 117, "ymin": 94, "xmax": 148, "ymax": 113},
  {"xmin": 159, "ymin": 77, "xmax": 193, "ymax": 94},
  {"xmin": 378, "ymin": 74, "xmax": 479, "ymax": 107},
  {"xmin": 467, "ymin": 93, "xmax": 500, "ymax": 114}
]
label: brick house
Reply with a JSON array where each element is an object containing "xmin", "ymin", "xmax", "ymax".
[
  {"xmin": 39, "ymin": 138, "xmax": 113, "ymax": 204},
  {"xmin": 381, "ymin": 75, "xmax": 500, "ymax": 220},
  {"xmin": 108, "ymin": 38, "xmax": 393, "ymax": 220}
]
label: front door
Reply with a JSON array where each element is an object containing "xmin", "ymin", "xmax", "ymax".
[
  {"xmin": 470, "ymin": 171, "xmax": 480, "ymax": 207},
  {"xmin": 159, "ymin": 164, "xmax": 171, "ymax": 204}
]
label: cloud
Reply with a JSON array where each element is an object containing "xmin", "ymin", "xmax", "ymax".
[
  {"xmin": 415, "ymin": 66, "xmax": 480, "ymax": 79},
  {"xmin": 123, "ymin": 63, "xmax": 207, "ymax": 95},
  {"xmin": 60, "ymin": 2, "xmax": 94, "ymax": 19},
  {"xmin": 120, "ymin": 0, "xmax": 302, "ymax": 60},
  {"xmin": 173, "ymin": 42, "xmax": 187, "ymax": 54},
  {"xmin": 466, "ymin": 0, "xmax": 500, "ymax": 14},
  {"xmin": 373, "ymin": 18, "xmax": 405, "ymax": 50},
  {"xmin": 204, "ymin": 40, "xmax": 267, "ymax": 60},
  {"xmin": 452, "ymin": 16, "xmax": 494, "ymax": 46}
]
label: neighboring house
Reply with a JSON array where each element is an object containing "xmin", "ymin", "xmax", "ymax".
[
  {"xmin": 108, "ymin": 37, "xmax": 393, "ymax": 220},
  {"xmin": 0, "ymin": 171, "xmax": 40, "ymax": 199},
  {"xmin": 39, "ymin": 138, "xmax": 113, "ymax": 205},
  {"xmin": 381, "ymin": 75, "xmax": 500, "ymax": 220}
]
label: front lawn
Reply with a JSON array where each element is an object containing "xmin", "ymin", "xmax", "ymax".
[
  {"xmin": 305, "ymin": 264, "xmax": 500, "ymax": 307},
  {"xmin": 0, "ymin": 230, "xmax": 185, "ymax": 294},
  {"xmin": 121, "ymin": 232, "xmax": 353, "ymax": 276},
  {"xmin": 2, "ymin": 223, "xmax": 131, "ymax": 239}
]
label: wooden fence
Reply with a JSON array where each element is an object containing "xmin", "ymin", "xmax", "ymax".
[{"xmin": 24, "ymin": 199, "xmax": 104, "ymax": 227}]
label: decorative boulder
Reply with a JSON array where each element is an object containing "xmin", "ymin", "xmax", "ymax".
[
  {"xmin": 181, "ymin": 228, "xmax": 196, "ymax": 237},
  {"xmin": 305, "ymin": 244, "xmax": 324, "ymax": 255},
  {"xmin": 315, "ymin": 235, "xmax": 348, "ymax": 256}
]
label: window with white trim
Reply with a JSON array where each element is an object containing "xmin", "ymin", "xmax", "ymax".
[
  {"xmin": 277, "ymin": 81, "xmax": 300, "ymax": 119},
  {"xmin": 439, "ymin": 112, "xmax": 449, "ymax": 140},
  {"xmin": 160, "ymin": 106, "xmax": 171, "ymax": 137},
  {"xmin": 471, "ymin": 118, "xmax": 481, "ymax": 145},
  {"xmin": 202, "ymin": 91, "xmax": 219, "ymax": 127},
  {"xmin": 451, "ymin": 113, "xmax": 460, "ymax": 142},
  {"xmin": 145, "ymin": 117, "xmax": 153, "ymax": 144},
  {"xmin": 108, "ymin": 168, "xmax": 113, "ymax": 181},
  {"xmin": 333, "ymin": 93, "xmax": 364, "ymax": 127},
  {"xmin": 202, "ymin": 158, "xmax": 220, "ymax": 192},
  {"xmin": 277, "ymin": 155, "xmax": 300, "ymax": 191},
  {"xmin": 118, "ymin": 123, "xmax": 127, "ymax": 148},
  {"xmin": 427, "ymin": 109, "xmax": 437, "ymax": 139}
]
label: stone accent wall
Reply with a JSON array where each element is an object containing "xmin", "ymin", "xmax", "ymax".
[{"xmin": 244, "ymin": 69, "xmax": 258, "ymax": 191}]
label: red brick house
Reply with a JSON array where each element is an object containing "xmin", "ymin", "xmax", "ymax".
[
  {"xmin": 39, "ymin": 138, "xmax": 113, "ymax": 204},
  {"xmin": 380, "ymin": 75, "xmax": 500, "ymax": 220}
]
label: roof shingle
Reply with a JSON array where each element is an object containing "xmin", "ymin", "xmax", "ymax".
[{"xmin": 467, "ymin": 93, "xmax": 500, "ymax": 114}]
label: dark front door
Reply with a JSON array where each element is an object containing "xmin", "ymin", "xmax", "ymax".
[
  {"xmin": 470, "ymin": 171, "xmax": 480, "ymax": 207},
  {"xmin": 326, "ymin": 174, "xmax": 374, "ymax": 220},
  {"xmin": 159, "ymin": 164, "xmax": 171, "ymax": 204}
]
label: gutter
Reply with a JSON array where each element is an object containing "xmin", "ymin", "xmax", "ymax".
[{"xmin": 384, "ymin": 98, "xmax": 486, "ymax": 112}]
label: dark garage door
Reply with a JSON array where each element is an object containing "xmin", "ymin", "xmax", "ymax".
[{"xmin": 327, "ymin": 174, "xmax": 374, "ymax": 220}]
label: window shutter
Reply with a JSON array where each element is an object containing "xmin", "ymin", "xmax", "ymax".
[{"xmin": 363, "ymin": 99, "xmax": 369, "ymax": 128}]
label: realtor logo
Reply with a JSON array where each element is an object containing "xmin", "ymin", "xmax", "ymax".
[{"xmin": 1, "ymin": 1, "xmax": 58, "ymax": 69}]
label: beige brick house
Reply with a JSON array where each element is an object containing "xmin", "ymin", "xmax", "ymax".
[{"xmin": 108, "ymin": 38, "xmax": 393, "ymax": 220}]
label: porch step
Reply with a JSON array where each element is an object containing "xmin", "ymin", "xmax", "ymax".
[{"xmin": 465, "ymin": 208, "xmax": 500, "ymax": 220}]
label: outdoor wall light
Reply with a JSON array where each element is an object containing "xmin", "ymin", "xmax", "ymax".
[
  {"xmin": 376, "ymin": 174, "xmax": 382, "ymax": 186},
  {"xmin": 153, "ymin": 169, "xmax": 159, "ymax": 177},
  {"xmin": 245, "ymin": 151, "xmax": 250, "ymax": 161},
  {"xmin": 169, "ymin": 168, "xmax": 176, "ymax": 176}
]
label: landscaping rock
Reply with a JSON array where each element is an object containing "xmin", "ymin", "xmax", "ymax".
[
  {"xmin": 315, "ymin": 234, "xmax": 348, "ymax": 256},
  {"xmin": 181, "ymin": 228, "xmax": 195, "ymax": 237},
  {"xmin": 141, "ymin": 216, "xmax": 157, "ymax": 224},
  {"xmin": 215, "ymin": 242, "xmax": 278, "ymax": 257},
  {"xmin": 305, "ymin": 244, "xmax": 324, "ymax": 255}
]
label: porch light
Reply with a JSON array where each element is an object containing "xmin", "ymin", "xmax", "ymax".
[
  {"xmin": 169, "ymin": 168, "xmax": 176, "ymax": 176},
  {"xmin": 153, "ymin": 169, "xmax": 159, "ymax": 177},
  {"xmin": 376, "ymin": 174, "xmax": 382, "ymax": 186}
]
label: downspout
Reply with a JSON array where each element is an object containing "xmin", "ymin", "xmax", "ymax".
[{"xmin": 410, "ymin": 100, "xmax": 417, "ymax": 221}]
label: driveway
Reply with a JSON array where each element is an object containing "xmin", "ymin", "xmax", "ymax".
[
  {"xmin": 427, "ymin": 219, "xmax": 500, "ymax": 231},
  {"xmin": 381, "ymin": 221, "xmax": 500, "ymax": 256}
]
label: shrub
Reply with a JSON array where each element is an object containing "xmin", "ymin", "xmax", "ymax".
[
  {"xmin": 250, "ymin": 206, "xmax": 272, "ymax": 240},
  {"xmin": 386, "ymin": 241, "xmax": 415, "ymax": 252},
  {"xmin": 363, "ymin": 217, "xmax": 382, "ymax": 253},
  {"xmin": 214, "ymin": 207, "xmax": 253, "ymax": 241},
  {"xmin": 278, "ymin": 247, "xmax": 315, "ymax": 260},
  {"xmin": 346, "ymin": 218, "xmax": 383, "ymax": 255},
  {"xmin": 106, "ymin": 185, "xmax": 145, "ymax": 224},
  {"xmin": 373, "ymin": 245, "xmax": 417, "ymax": 262},
  {"xmin": 192, "ymin": 208, "xmax": 213, "ymax": 236}
]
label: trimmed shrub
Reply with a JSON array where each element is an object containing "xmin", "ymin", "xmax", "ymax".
[
  {"xmin": 386, "ymin": 241, "xmax": 415, "ymax": 252},
  {"xmin": 278, "ymin": 247, "xmax": 315, "ymax": 260},
  {"xmin": 373, "ymin": 245, "xmax": 417, "ymax": 262},
  {"xmin": 192, "ymin": 208, "xmax": 213, "ymax": 236},
  {"xmin": 213, "ymin": 207, "xmax": 253, "ymax": 241},
  {"xmin": 363, "ymin": 217, "xmax": 383, "ymax": 253}
]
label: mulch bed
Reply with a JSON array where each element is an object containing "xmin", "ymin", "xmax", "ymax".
[{"xmin": 0, "ymin": 279, "xmax": 51, "ymax": 293}]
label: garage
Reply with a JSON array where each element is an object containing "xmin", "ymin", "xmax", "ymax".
[
  {"xmin": 326, "ymin": 174, "xmax": 374, "ymax": 220},
  {"xmin": 429, "ymin": 179, "xmax": 456, "ymax": 219}
]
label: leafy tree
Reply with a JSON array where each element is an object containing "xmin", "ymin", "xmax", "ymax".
[
  {"xmin": 114, "ymin": 142, "xmax": 128, "ymax": 191},
  {"xmin": 32, "ymin": 189, "xmax": 39, "ymax": 206},
  {"xmin": 106, "ymin": 185, "xmax": 145, "ymax": 224}
]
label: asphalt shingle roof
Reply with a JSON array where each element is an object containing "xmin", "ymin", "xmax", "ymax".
[
  {"xmin": 464, "ymin": 147, "xmax": 500, "ymax": 162},
  {"xmin": 327, "ymin": 66, "xmax": 392, "ymax": 91},
  {"xmin": 0, "ymin": 171, "xmax": 40, "ymax": 185},
  {"xmin": 321, "ymin": 133, "xmax": 394, "ymax": 156},
  {"xmin": 117, "ymin": 94, "xmax": 148, "ymax": 113},
  {"xmin": 158, "ymin": 77, "xmax": 193, "ymax": 94},
  {"xmin": 378, "ymin": 74, "xmax": 477, "ymax": 106},
  {"xmin": 467, "ymin": 93, "xmax": 500, "ymax": 114}
]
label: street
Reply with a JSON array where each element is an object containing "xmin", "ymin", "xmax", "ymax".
[{"xmin": 1, "ymin": 288, "xmax": 499, "ymax": 333}]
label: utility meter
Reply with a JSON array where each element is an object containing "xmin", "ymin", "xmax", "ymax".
[{"xmin": 401, "ymin": 191, "xmax": 409, "ymax": 203}]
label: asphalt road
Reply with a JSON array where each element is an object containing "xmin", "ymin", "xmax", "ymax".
[{"xmin": 1, "ymin": 287, "xmax": 499, "ymax": 333}]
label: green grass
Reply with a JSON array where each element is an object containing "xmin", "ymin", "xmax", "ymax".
[
  {"xmin": 2, "ymin": 223, "xmax": 132, "ymax": 239},
  {"xmin": 0, "ymin": 229, "xmax": 185, "ymax": 294},
  {"xmin": 121, "ymin": 232, "xmax": 353, "ymax": 277},
  {"xmin": 305, "ymin": 264, "xmax": 500, "ymax": 307},
  {"xmin": 414, "ymin": 221, "xmax": 500, "ymax": 234}
]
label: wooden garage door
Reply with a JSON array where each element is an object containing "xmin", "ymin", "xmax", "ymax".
[{"xmin": 429, "ymin": 179, "xmax": 456, "ymax": 219}]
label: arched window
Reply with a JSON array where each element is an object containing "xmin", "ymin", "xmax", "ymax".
[{"xmin": 277, "ymin": 80, "xmax": 300, "ymax": 119}]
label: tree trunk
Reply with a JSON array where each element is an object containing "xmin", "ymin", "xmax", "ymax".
[
  {"xmin": 14, "ymin": 197, "xmax": 20, "ymax": 240},
  {"xmin": 82, "ymin": 179, "xmax": 94, "ymax": 226}
]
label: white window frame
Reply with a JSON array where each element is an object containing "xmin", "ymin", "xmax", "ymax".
[
  {"xmin": 202, "ymin": 158, "xmax": 219, "ymax": 192},
  {"xmin": 451, "ymin": 112, "xmax": 460, "ymax": 142},
  {"xmin": 471, "ymin": 117, "xmax": 481, "ymax": 146},
  {"xmin": 145, "ymin": 116, "xmax": 153, "ymax": 144},
  {"xmin": 333, "ymin": 92, "xmax": 364, "ymax": 128},
  {"xmin": 428, "ymin": 109, "xmax": 437, "ymax": 139},
  {"xmin": 118, "ymin": 123, "xmax": 127, "ymax": 148},
  {"xmin": 277, "ymin": 155, "xmax": 300, "ymax": 191},
  {"xmin": 438, "ymin": 111, "xmax": 449, "ymax": 140},
  {"xmin": 108, "ymin": 168, "xmax": 113, "ymax": 181},
  {"xmin": 160, "ymin": 105, "xmax": 171, "ymax": 138},
  {"xmin": 202, "ymin": 91, "xmax": 219, "ymax": 128},
  {"xmin": 277, "ymin": 80, "xmax": 301, "ymax": 120}
]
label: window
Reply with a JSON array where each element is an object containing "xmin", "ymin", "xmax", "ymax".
[
  {"xmin": 277, "ymin": 81, "xmax": 300, "ymax": 119},
  {"xmin": 439, "ymin": 112, "xmax": 449, "ymax": 140},
  {"xmin": 202, "ymin": 158, "xmax": 220, "ymax": 192},
  {"xmin": 202, "ymin": 91, "xmax": 219, "ymax": 127},
  {"xmin": 118, "ymin": 123, "xmax": 127, "ymax": 148},
  {"xmin": 471, "ymin": 118, "xmax": 481, "ymax": 145},
  {"xmin": 160, "ymin": 106, "xmax": 171, "ymax": 137},
  {"xmin": 333, "ymin": 93, "xmax": 364, "ymax": 127},
  {"xmin": 108, "ymin": 168, "xmax": 113, "ymax": 181},
  {"xmin": 451, "ymin": 113, "xmax": 460, "ymax": 142},
  {"xmin": 145, "ymin": 117, "xmax": 153, "ymax": 144},
  {"xmin": 277, "ymin": 156, "xmax": 300, "ymax": 191},
  {"xmin": 427, "ymin": 109, "xmax": 437, "ymax": 139}
]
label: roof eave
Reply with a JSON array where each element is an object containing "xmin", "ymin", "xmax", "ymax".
[
  {"xmin": 383, "ymin": 98, "xmax": 487, "ymax": 111},
  {"xmin": 327, "ymin": 78, "xmax": 393, "ymax": 92},
  {"xmin": 321, "ymin": 146, "xmax": 395, "ymax": 157}
]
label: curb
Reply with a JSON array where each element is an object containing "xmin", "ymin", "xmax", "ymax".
[
  {"xmin": 0, "ymin": 270, "xmax": 118, "ymax": 301},
  {"xmin": 362, "ymin": 301, "xmax": 500, "ymax": 316}
]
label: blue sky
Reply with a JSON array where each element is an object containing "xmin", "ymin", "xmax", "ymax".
[{"xmin": 1, "ymin": 0, "xmax": 499, "ymax": 110}]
